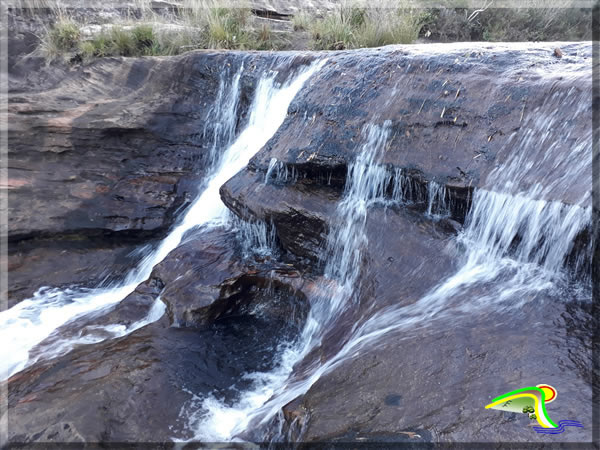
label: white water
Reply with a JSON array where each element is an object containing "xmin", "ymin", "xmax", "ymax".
[
  {"xmin": 231, "ymin": 213, "xmax": 277, "ymax": 259},
  {"xmin": 1, "ymin": 58, "xmax": 325, "ymax": 381},
  {"xmin": 185, "ymin": 121, "xmax": 395, "ymax": 441},
  {"xmin": 426, "ymin": 180, "xmax": 448, "ymax": 218},
  {"xmin": 185, "ymin": 66, "xmax": 592, "ymax": 442}
]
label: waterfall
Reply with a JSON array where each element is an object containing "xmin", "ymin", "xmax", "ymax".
[
  {"xmin": 184, "ymin": 121, "xmax": 394, "ymax": 441},
  {"xmin": 231, "ymin": 213, "xmax": 277, "ymax": 259},
  {"xmin": 0, "ymin": 58, "xmax": 326, "ymax": 381},
  {"xmin": 185, "ymin": 70, "xmax": 592, "ymax": 442},
  {"xmin": 203, "ymin": 64, "xmax": 243, "ymax": 164},
  {"xmin": 266, "ymin": 79, "xmax": 594, "ymax": 430},
  {"xmin": 426, "ymin": 181, "xmax": 448, "ymax": 218}
]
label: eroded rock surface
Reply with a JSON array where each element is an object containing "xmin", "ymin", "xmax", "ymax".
[
  {"xmin": 6, "ymin": 227, "xmax": 312, "ymax": 444},
  {"xmin": 6, "ymin": 41, "xmax": 593, "ymax": 446},
  {"xmin": 6, "ymin": 50, "xmax": 308, "ymax": 303},
  {"xmin": 223, "ymin": 42, "xmax": 592, "ymax": 263},
  {"xmin": 295, "ymin": 298, "xmax": 594, "ymax": 444}
]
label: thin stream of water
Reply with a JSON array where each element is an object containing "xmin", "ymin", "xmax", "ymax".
[
  {"xmin": 1, "ymin": 58, "xmax": 326, "ymax": 381},
  {"xmin": 185, "ymin": 65, "xmax": 592, "ymax": 442}
]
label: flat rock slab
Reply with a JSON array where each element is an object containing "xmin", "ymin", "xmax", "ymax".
[{"xmin": 298, "ymin": 296, "xmax": 593, "ymax": 444}]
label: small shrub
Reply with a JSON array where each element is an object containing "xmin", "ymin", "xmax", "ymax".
[
  {"xmin": 205, "ymin": 7, "xmax": 252, "ymax": 49},
  {"xmin": 254, "ymin": 24, "xmax": 272, "ymax": 49},
  {"xmin": 41, "ymin": 19, "xmax": 81, "ymax": 59},
  {"xmin": 79, "ymin": 41, "xmax": 97, "ymax": 59},
  {"xmin": 356, "ymin": 9, "xmax": 425, "ymax": 48},
  {"xmin": 131, "ymin": 24, "xmax": 156, "ymax": 51},
  {"xmin": 157, "ymin": 32, "xmax": 198, "ymax": 56},
  {"xmin": 420, "ymin": 8, "xmax": 476, "ymax": 42},
  {"xmin": 292, "ymin": 12, "xmax": 310, "ymax": 31},
  {"xmin": 310, "ymin": 10, "xmax": 355, "ymax": 50},
  {"xmin": 85, "ymin": 33, "xmax": 112, "ymax": 57},
  {"xmin": 109, "ymin": 26, "xmax": 137, "ymax": 56},
  {"xmin": 310, "ymin": 5, "xmax": 425, "ymax": 50},
  {"xmin": 478, "ymin": 7, "xmax": 592, "ymax": 42},
  {"xmin": 50, "ymin": 20, "xmax": 81, "ymax": 50}
]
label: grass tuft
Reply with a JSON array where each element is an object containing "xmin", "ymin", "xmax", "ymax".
[
  {"xmin": 33, "ymin": 0, "xmax": 593, "ymax": 62},
  {"xmin": 292, "ymin": 11, "xmax": 310, "ymax": 31},
  {"xmin": 40, "ymin": 18, "xmax": 81, "ymax": 59},
  {"xmin": 310, "ymin": 5, "xmax": 425, "ymax": 50}
]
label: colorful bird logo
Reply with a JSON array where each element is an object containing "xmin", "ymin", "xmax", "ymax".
[{"xmin": 485, "ymin": 384, "xmax": 583, "ymax": 434}]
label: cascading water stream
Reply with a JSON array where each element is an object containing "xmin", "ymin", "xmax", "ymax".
[
  {"xmin": 184, "ymin": 121, "xmax": 395, "ymax": 441},
  {"xmin": 328, "ymin": 77, "xmax": 591, "ymax": 376},
  {"xmin": 1, "ymin": 58, "xmax": 325, "ymax": 381},
  {"xmin": 184, "ymin": 68, "xmax": 592, "ymax": 443}
]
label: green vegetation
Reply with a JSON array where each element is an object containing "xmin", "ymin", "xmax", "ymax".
[
  {"xmin": 309, "ymin": 6, "xmax": 426, "ymax": 50},
  {"xmin": 421, "ymin": 6, "xmax": 592, "ymax": 42},
  {"xmin": 478, "ymin": 8, "xmax": 592, "ymax": 42},
  {"xmin": 292, "ymin": 12, "xmax": 310, "ymax": 32},
  {"xmin": 40, "ymin": 18, "xmax": 81, "ymax": 59},
  {"xmin": 71, "ymin": 24, "xmax": 166, "ymax": 60},
  {"xmin": 39, "ymin": 1, "xmax": 286, "ymax": 62},
  {"xmin": 35, "ymin": 0, "xmax": 592, "ymax": 62}
]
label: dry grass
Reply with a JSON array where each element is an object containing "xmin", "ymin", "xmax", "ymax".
[
  {"xmin": 29, "ymin": 0, "xmax": 593, "ymax": 61},
  {"xmin": 36, "ymin": 0, "xmax": 288, "ymax": 61},
  {"xmin": 310, "ymin": 3, "xmax": 426, "ymax": 50},
  {"xmin": 421, "ymin": 0, "xmax": 592, "ymax": 42}
]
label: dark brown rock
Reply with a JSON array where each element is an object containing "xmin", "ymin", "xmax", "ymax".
[
  {"xmin": 217, "ymin": 44, "xmax": 592, "ymax": 444},
  {"xmin": 6, "ymin": 50, "xmax": 317, "ymax": 304},
  {"xmin": 5, "ymin": 238, "xmax": 141, "ymax": 308},
  {"xmin": 298, "ymin": 298, "xmax": 593, "ymax": 444},
  {"xmin": 145, "ymin": 227, "xmax": 311, "ymax": 328},
  {"xmin": 6, "ymin": 227, "xmax": 312, "ymax": 444},
  {"xmin": 222, "ymin": 42, "xmax": 591, "ymax": 264}
]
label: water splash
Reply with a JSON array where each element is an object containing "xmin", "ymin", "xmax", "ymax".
[{"xmin": 27, "ymin": 297, "xmax": 167, "ymax": 370}]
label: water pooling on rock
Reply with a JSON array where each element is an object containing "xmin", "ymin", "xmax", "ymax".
[{"xmin": 1, "ymin": 58, "xmax": 326, "ymax": 381}]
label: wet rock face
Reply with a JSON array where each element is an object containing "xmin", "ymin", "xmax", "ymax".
[
  {"xmin": 6, "ymin": 238, "xmax": 142, "ymax": 308},
  {"xmin": 8, "ymin": 53, "xmax": 255, "ymax": 240},
  {"xmin": 218, "ymin": 43, "xmax": 592, "ymax": 444},
  {"xmin": 297, "ymin": 298, "xmax": 594, "ymax": 444},
  {"xmin": 222, "ymin": 42, "xmax": 591, "ymax": 264},
  {"xmin": 256, "ymin": 42, "xmax": 591, "ymax": 200},
  {"xmin": 6, "ymin": 227, "xmax": 312, "ymax": 444},
  {"xmin": 6, "ymin": 50, "xmax": 309, "ymax": 303},
  {"xmin": 6, "ymin": 41, "xmax": 592, "ymax": 445},
  {"xmin": 137, "ymin": 227, "xmax": 310, "ymax": 329}
]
